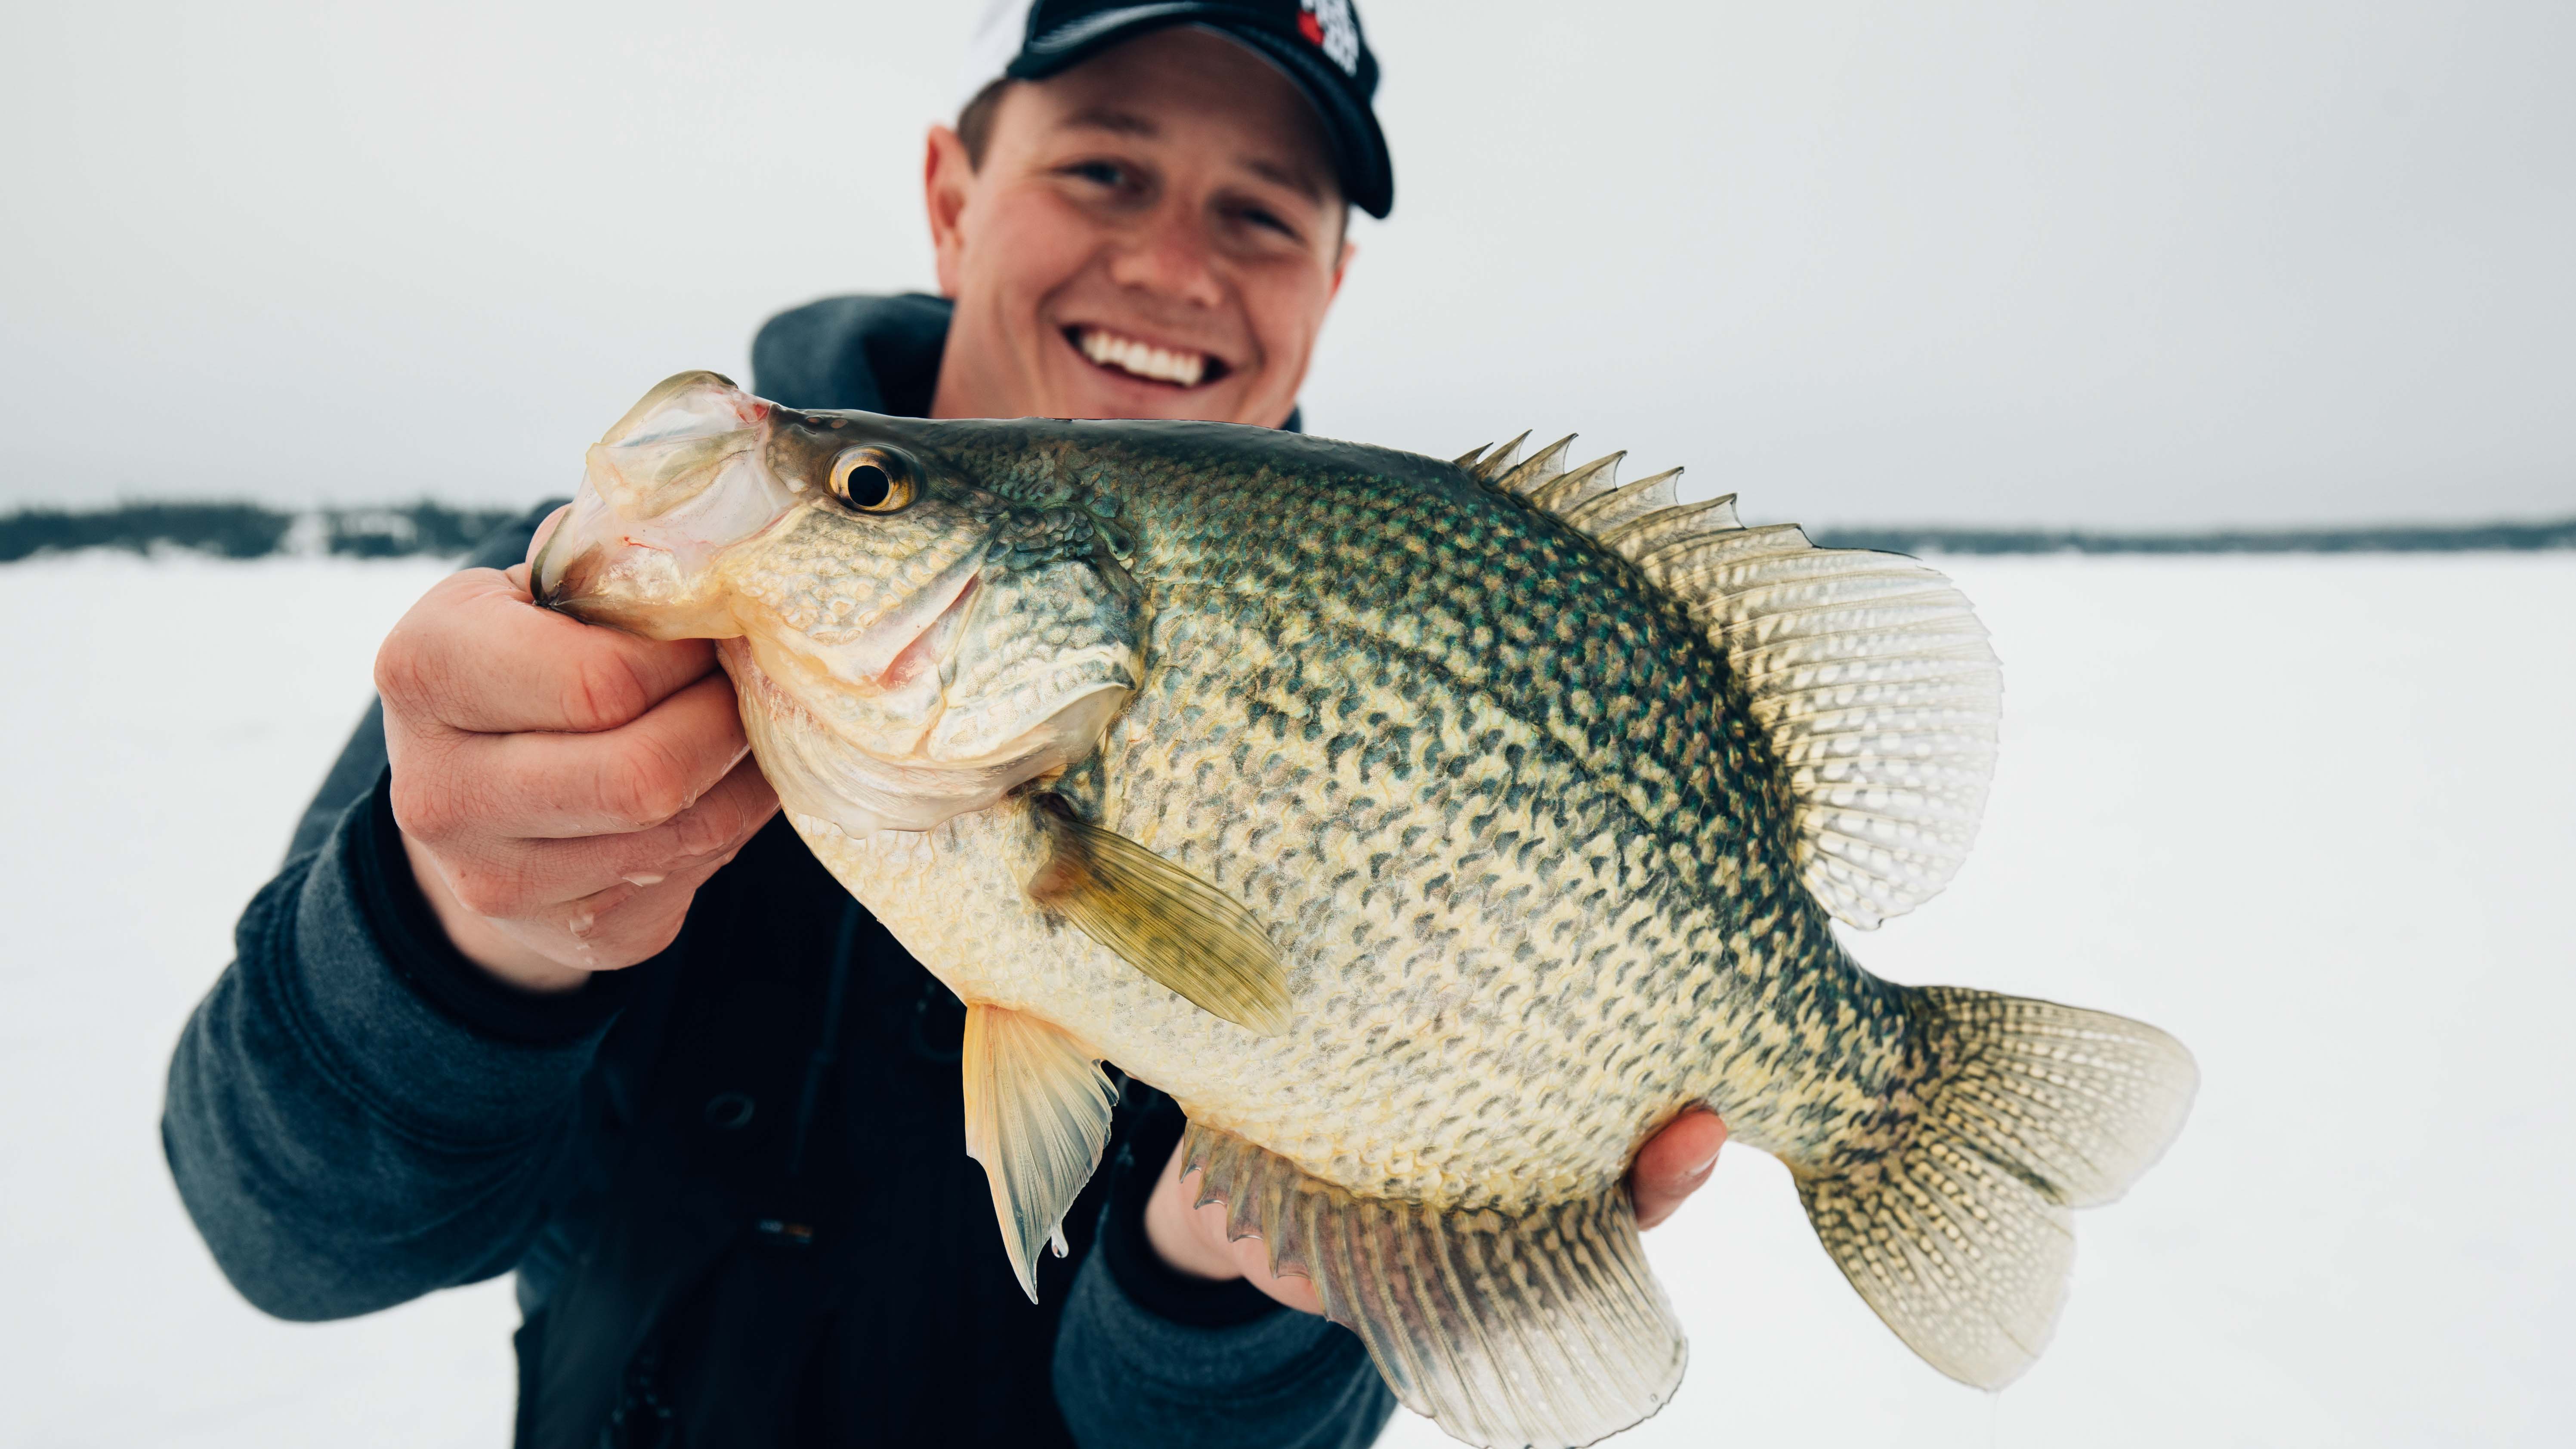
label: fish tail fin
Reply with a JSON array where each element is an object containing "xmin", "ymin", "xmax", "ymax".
[
  {"xmin": 1183, "ymin": 1122, "xmax": 1685, "ymax": 1449},
  {"xmin": 1794, "ymin": 986, "xmax": 2197, "ymax": 1388}
]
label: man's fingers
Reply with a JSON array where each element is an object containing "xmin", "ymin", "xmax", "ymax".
[
  {"xmin": 413, "ymin": 673, "xmax": 751, "ymax": 841},
  {"xmin": 377, "ymin": 567, "xmax": 720, "ymax": 735},
  {"xmin": 1631, "ymin": 1107, "xmax": 1727, "ymax": 1231},
  {"xmin": 427, "ymin": 755, "xmax": 778, "ymax": 920},
  {"xmin": 503, "ymin": 755, "xmax": 777, "ymax": 913},
  {"xmin": 523, "ymin": 504, "xmax": 571, "ymax": 570}
]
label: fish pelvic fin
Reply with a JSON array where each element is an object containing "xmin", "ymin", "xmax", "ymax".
[
  {"xmin": 1026, "ymin": 794, "xmax": 1291, "ymax": 1035},
  {"xmin": 1795, "ymin": 986, "xmax": 2198, "ymax": 1388},
  {"xmin": 1183, "ymin": 1122, "xmax": 1686, "ymax": 1449},
  {"xmin": 961, "ymin": 1004, "xmax": 1118, "ymax": 1303}
]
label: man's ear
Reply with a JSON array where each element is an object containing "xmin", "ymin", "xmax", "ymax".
[
  {"xmin": 924, "ymin": 125, "xmax": 976, "ymax": 298},
  {"xmin": 1327, "ymin": 232, "xmax": 1356, "ymax": 305}
]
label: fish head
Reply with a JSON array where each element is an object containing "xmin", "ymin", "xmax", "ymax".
[{"xmin": 536, "ymin": 370, "xmax": 1143, "ymax": 834}]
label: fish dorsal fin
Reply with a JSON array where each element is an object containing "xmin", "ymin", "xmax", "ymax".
[
  {"xmin": 1468, "ymin": 431, "xmax": 1530, "ymax": 483},
  {"xmin": 1026, "ymin": 795, "xmax": 1291, "ymax": 1034},
  {"xmin": 1599, "ymin": 492, "xmax": 1738, "ymax": 558},
  {"xmin": 1465, "ymin": 440, "xmax": 1999, "ymax": 927},
  {"xmin": 961, "ymin": 1004, "xmax": 1118, "ymax": 1301},
  {"xmin": 1526, "ymin": 449, "xmax": 1624, "ymax": 515},
  {"xmin": 1560, "ymin": 464, "xmax": 1682, "ymax": 536},
  {"xmin": 1641, "ymin": 521, "xmax": 2002, "ymax": 928},
  {"xmin": 1493, "ymin": 433, "xmax": 1576, "ymax": 498}
]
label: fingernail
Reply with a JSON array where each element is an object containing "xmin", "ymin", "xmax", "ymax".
[
  {"xmin": 1687, "ymin": 1148, "xmax": 1721, "ymax": 1177},
  {"xmin": 621, "ymin": 873, "xmax": 666, "ymax": 889}
]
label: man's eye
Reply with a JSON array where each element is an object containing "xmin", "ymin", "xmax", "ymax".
[
  {"xmin": 1066, "ymin": 160, "xmax": 1127, "ymax": 188},
  {"xmin": 1240, "ymin": 206, "xmax": 1295, "ymax": 239}
]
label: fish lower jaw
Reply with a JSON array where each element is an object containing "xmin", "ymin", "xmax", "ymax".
[{"xmin": 791, "ymin": 812, "xmax": 927, "ymax": 850}]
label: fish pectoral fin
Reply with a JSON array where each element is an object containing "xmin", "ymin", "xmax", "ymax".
[
  {"xmin": 1793, "ymin": 986, "xmax": 2199, "ymax": 1389},
  {"xmin": 1026, "ymin": 794, "xmax": 1291, "ymax": 1036},
  {"xmin": 1183, "ymin": 1122, "xmax": 1686, "ymax": 1449},
  {"xmin": 961, "ymin": 1004, "xmax": 1118, "ymax": 1304}
]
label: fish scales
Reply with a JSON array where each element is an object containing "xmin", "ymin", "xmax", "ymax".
[
  {"xmin": 1027, "ymin": 436, "xmax": 1896, "ymax": 1193},
  {"xmin": 537, "ymin": 374, "xmax": 2198, "ymax": 1449}
]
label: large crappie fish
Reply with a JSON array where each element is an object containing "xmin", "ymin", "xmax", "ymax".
[{"xmin": 534, "ymin": 371, "xmax": 2197, "ymax": 1448}]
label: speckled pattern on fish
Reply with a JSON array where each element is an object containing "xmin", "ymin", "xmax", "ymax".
[{"xmin": 536, "ymin": 374, "xmax": 2199, "ymax": 1449}]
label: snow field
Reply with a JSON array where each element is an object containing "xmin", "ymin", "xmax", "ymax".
[{"xmin": 0, "ymin": 552, "xmax": 2568, "ymax": 1446}]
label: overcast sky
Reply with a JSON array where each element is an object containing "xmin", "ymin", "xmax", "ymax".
[{"xmin": 3, "ymin": 0, "xmax": 2568, "ymax": 527}]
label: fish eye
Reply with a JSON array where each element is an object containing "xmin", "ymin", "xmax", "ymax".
[{"xmin": 828, "ymin": 447, "xmax": 918, "ymax": 513}]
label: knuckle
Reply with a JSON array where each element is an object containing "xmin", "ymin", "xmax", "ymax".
[
  {"xmin": 599, "ymin": 747, "xmax": 693, "ymax": 831},
  {"xmin": 562, "ymin": 653, "xmax": 652, "ymax": 733},
  {"xmin": 372, "ymin": 630, "xmax": 435, "ymax": 712},
  {"xmin": 445, "ymin": 861, "xmax": 535, "ymax": 918},
  {"xmin": 374, "ymin": 575, "xmax": 480, "ymax": 707},
  {"xmin": 388, "ymin": 769, "xmax": 463, "ymax": 841},
  {"xmin": 669, "ymin": 803, "xmax": 736, "ymax": 858}
]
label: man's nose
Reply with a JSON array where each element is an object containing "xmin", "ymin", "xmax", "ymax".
[{"xmin": 1103, "ymin": 205, "xmax": 1225, "ymax": 310}]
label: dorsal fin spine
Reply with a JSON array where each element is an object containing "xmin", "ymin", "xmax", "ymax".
[
  {"xmin": 1526, "ymin": 451, "xmax": 1624, "ymax": 514},
  {"xmin": 1560, "ymin": 467, "xmax": 1684, "ymax": 534},
  {"xmin": 1469, "ymin": 432, "xmax": 1530, "ymax": 482},
  {"xmin": 1495, "ymin": 434, "xmax": 1577, "ymax": 497},
  {"xmin": 1602, "ymin": 495, "xmax": 1742, "ymax": 560}
]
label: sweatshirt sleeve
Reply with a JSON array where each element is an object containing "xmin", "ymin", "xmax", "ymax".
[
  {"xmin": 1052, "ymin": 1097, "xmax": 1398, "ymax": 1449},
  {"xmin": 162, "ymin": 768, "xmax": 636, "ymax": 1320},
  {"xmin": 159, "ymin": 504, "xmax": 634, "ymax": 1321}
]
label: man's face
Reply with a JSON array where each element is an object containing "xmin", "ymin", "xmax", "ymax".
[{"xmin": 925, "ymin": 26, "xmax": 1351, "ymax": 427}]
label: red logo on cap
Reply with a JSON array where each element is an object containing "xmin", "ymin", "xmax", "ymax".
[{"xmin": 1297, "ymin": 0, "xmax": 1359, "ymax": 74}]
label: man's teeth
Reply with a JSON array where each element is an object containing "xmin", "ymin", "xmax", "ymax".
[{"xmin": 1076, "ymin": 328, "xmax": 1207, "ymax": 388}]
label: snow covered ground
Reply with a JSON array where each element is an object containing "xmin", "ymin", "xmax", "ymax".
[{"xmin": 0, "ymin": 551, "xmax": 2568, "ymax": 1447}]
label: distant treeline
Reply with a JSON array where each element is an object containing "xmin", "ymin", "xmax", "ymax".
[
  {"xmin": 0, "ymin": 501, "xmax": 526, "ymax": 564},
  {"xmin": 1810, "ymin": 518, "xmax": 2576, "ymax": 554},
  {"xmin": 2, "ymin": 500, "xmax": 2570, "ymax": 563}
]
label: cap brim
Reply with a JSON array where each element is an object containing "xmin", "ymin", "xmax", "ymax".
[{"xmin": 1007, "ymin": 5, "xmax": 1393, "ymax": 219}]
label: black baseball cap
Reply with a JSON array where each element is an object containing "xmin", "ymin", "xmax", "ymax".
[{"xmin": 958, "ymin": 0, "xmax": 1393, "ymax": 218}]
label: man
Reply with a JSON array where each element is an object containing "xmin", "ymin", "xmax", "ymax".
[{"xmin": 164, "ymin": 3, "xmax": 1727, "ymax": 1444}]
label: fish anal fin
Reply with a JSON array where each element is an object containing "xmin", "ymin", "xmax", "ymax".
[
  {"xmin": 1183, "ymin": 1122, "xmax": 1686, "ymax": 1449},
  {"xmin": 961, "ymin": 1003, "xmax": 1117, "ymax": 1303},
  {"xmin": 1795, "ymin": 987, "xmax": 2197, "ymax": 1387},
  {"xmin": 1027, "ymin": 794, "xmax": 1291, "ymax": 1035}
]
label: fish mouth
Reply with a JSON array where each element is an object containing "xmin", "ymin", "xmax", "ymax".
[
  {"xmin": 526, "ymin": 487, "xmax": 726, "ymax": 638},
  {"xmin": 869, "ymin": 566, "xmax": 981, "ymax": 691},
  {"xmin": 528, "ymin": 498, "xmax": 639, "ymax": 615},
  {"xmin": 1062, "ymin": 324, "xmax": 1231, "ymax": 390}
]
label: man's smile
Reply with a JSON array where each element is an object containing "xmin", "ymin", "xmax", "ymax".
[{"xmin": 1063, "ymin": 324, "xmax": 1231, "ymax": 390}]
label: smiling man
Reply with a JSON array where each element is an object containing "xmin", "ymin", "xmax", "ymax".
[{"xmin": 164, "ymin": 3, "xmax": 1724, "ymax": 1446}]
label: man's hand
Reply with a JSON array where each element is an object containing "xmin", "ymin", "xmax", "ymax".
[
  {"xmin": 375, "ymin": 512, "xmax": 778, "ymax": 993},
  {"xmin": 1142, "ymin": 1107, "xmax": 1728, "ymax": 1312}
]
